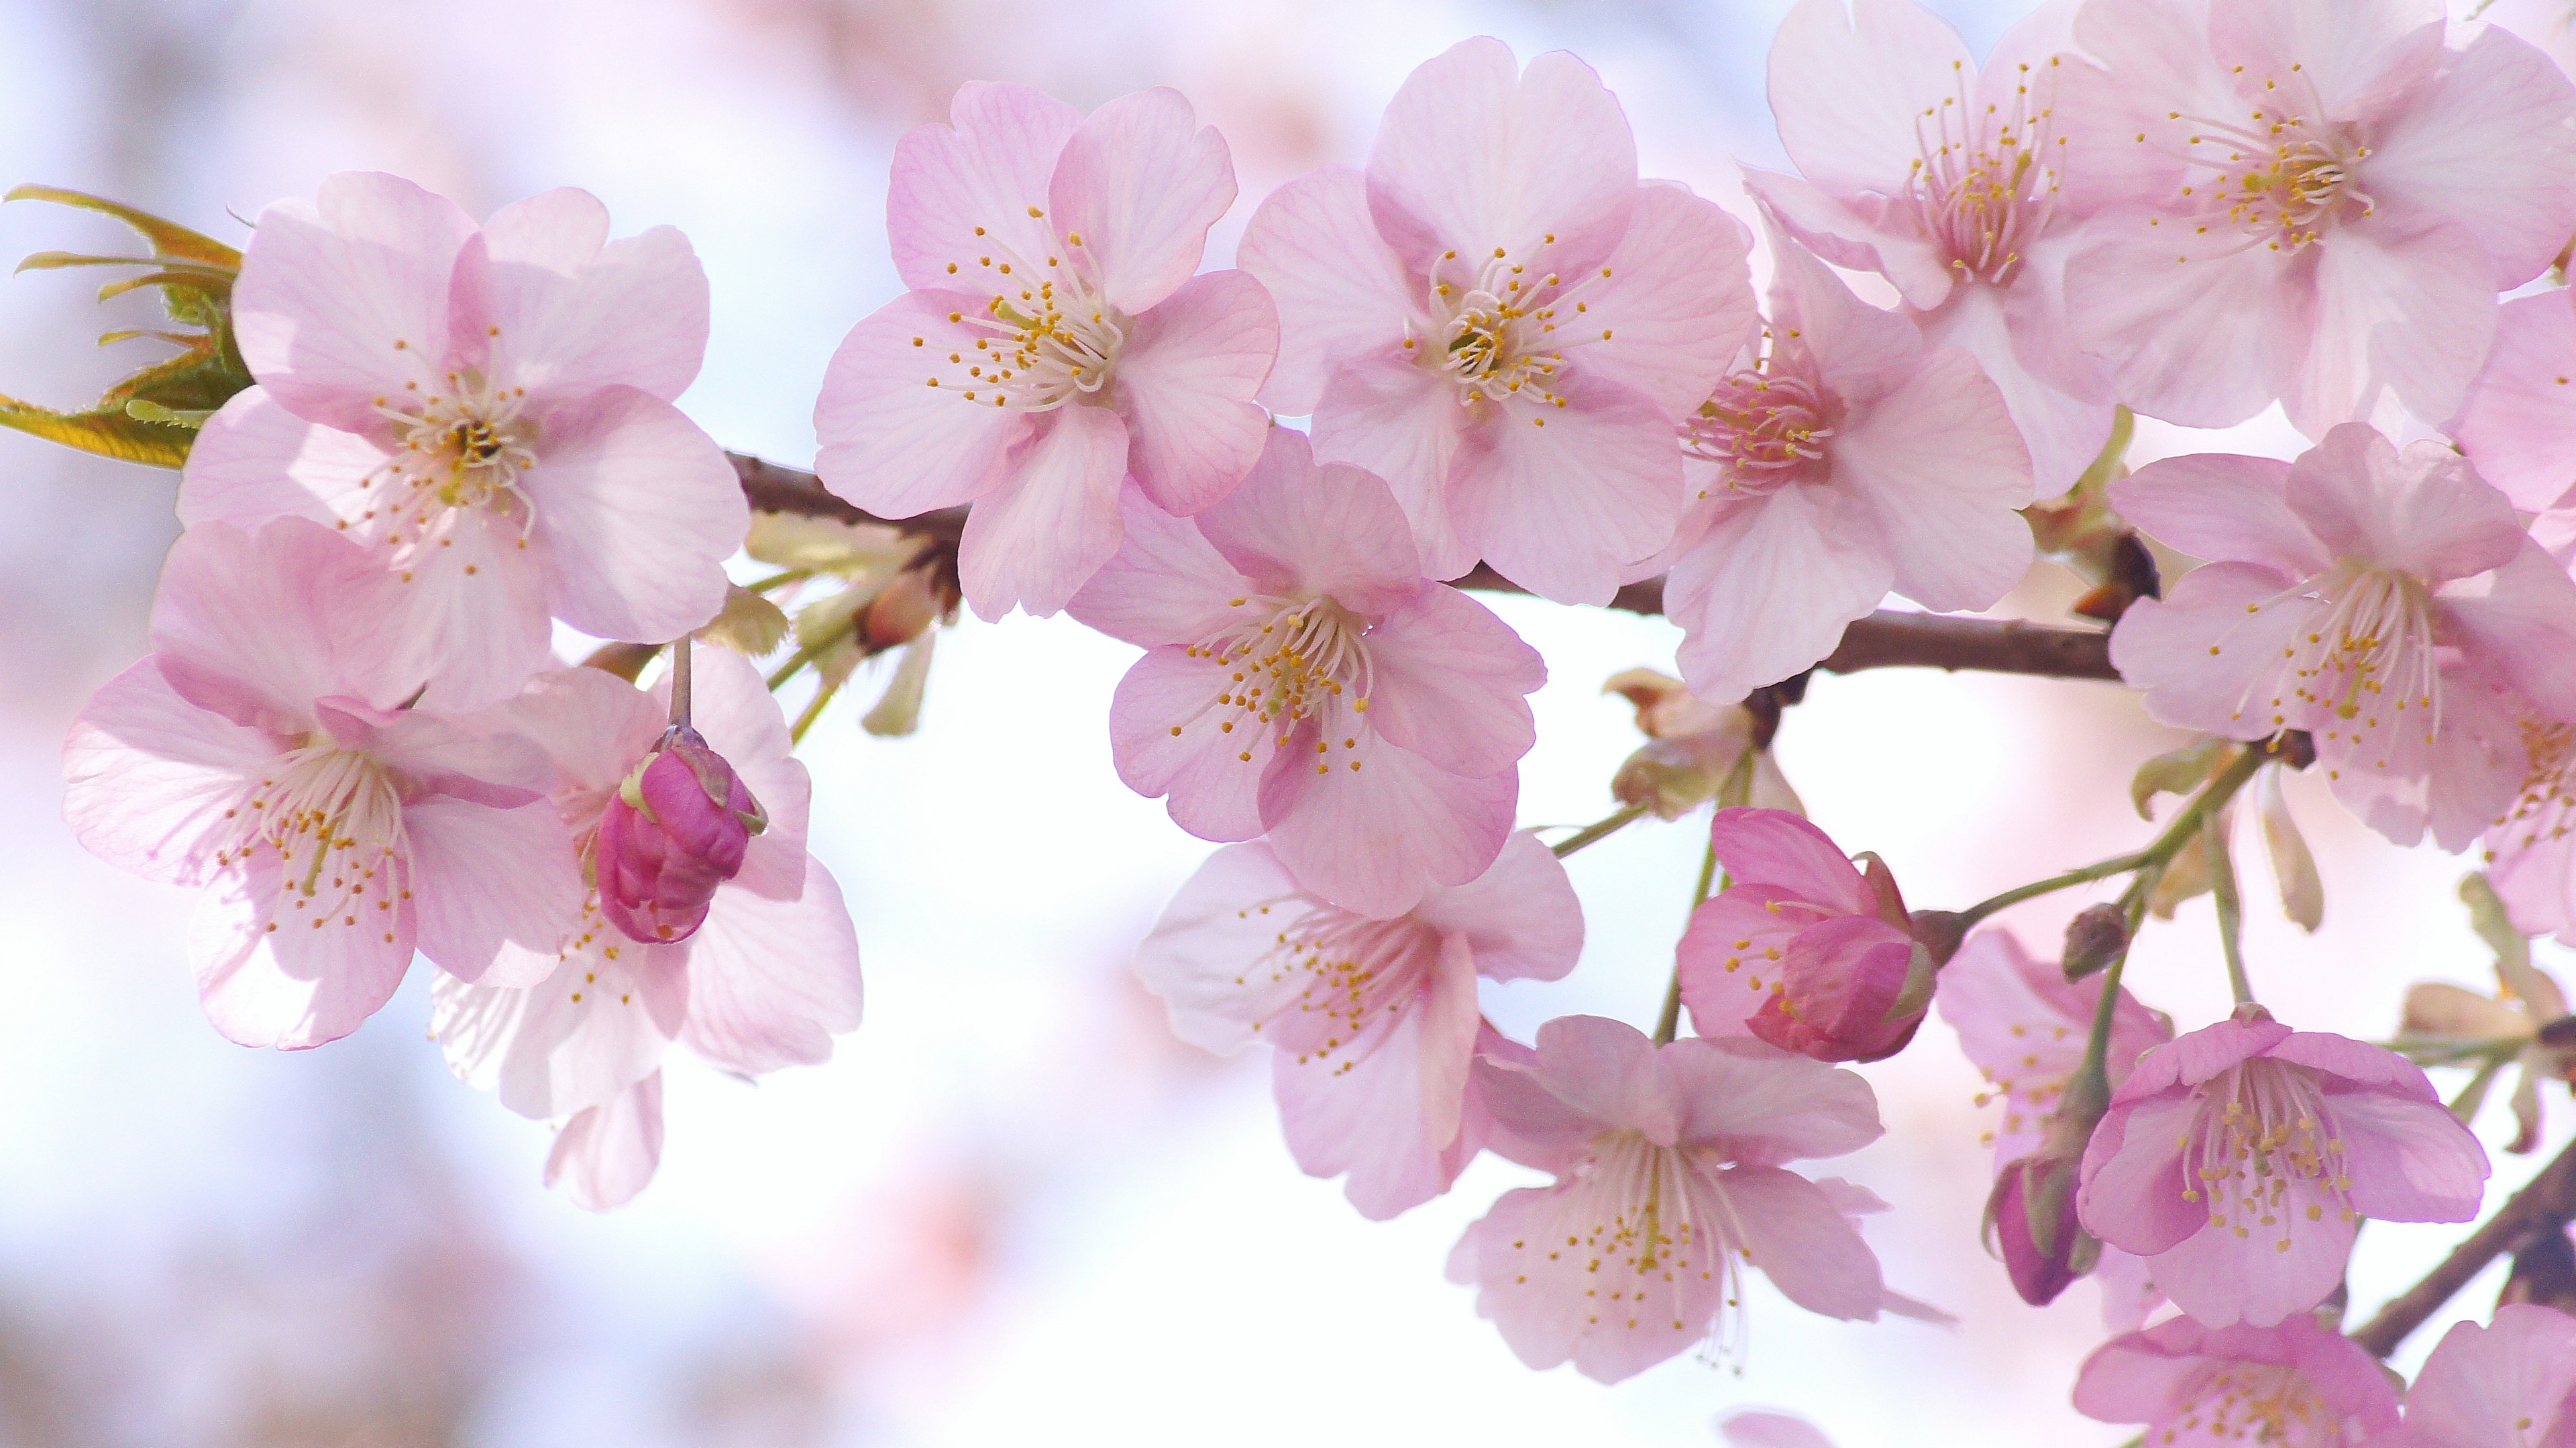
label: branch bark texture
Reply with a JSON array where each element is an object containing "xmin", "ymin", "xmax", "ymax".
[{"xmin": 728, "ymin": 452, "xmax": 2119, "ymax": 682}]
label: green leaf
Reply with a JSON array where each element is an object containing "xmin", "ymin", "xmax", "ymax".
[{"xmin": 2130, "ymin": 737, "xmax": 2228, "ymax": 820}]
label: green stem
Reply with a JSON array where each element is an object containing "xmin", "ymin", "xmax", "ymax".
[
  {"xmin": 1955, "ymin": 743, "xmax": 2269, "ymax": 929},
  {"xmin": 1552, "ymin": 804, "xmax": 1648, "ymax": 859},
  {"xmin": 790, "ymin": 675, "xmax": 842, "ymax": 745},
  {"xmin": 1654, "ymin": 839, "xmax": 1725, "ymax": 1047},
  {"xmin": 744, "ymin": 568, "xmax": 812, "ymax": 595},
  {"xmin": 2206, "ymin": 810, "xmax": 2252, "ymax": 1006},
  {"xmin": 765, "ymin": 613, "xmax": 859, "ymax": 691}
]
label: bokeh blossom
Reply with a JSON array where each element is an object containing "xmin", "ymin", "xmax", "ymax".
[
  {"xmin": 2381, "ymin": 1304, "xmax": 2576, "ymax": 1448},
  {"xmin": 1134, "ymin": 832, "xmax": 1580, "ymax": 1217}
]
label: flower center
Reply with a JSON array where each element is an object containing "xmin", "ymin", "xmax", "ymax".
[
  {"xmin": 1504, "ymin": 1131, "xmax": 1750, "ymax": 1350},
  {"xmin": 1682, "ymin": 361, "xmax": 1835, "ymax": 497},
  {"xmin": 214, "ymin": 743, "xmax": 409, "ymax": 940},
  {"xmin": 1907, "ymin": 58, "xmax": 2065, "ymax": 285},
  {"xmin": 1240, "ymin": 902, "xmax": 1439, "ymax": 1066},
  {"xmin": 2222, "ymin": 564, "xmax": 2440, "ymax": 745},
  {"xmin": 2180, "ymin": 1057, "xmax": 2353, "ymax": 1255},
  {"xmin": 2174, "ymin": 1361, "xmax": 2334, "ymax": 1446},
  {"xmin": 1176, "ymin": 596, "xmax": 1375, "ymax": 766},
  {"xmin": 1403, "ymin": 244, "xmax": 1613, "ymax": 409},
  {"xmin": 916, "ymin": 209, "xmax": 1128, "ymax": 411},
  {"xmin": 2500, "ymin": 719, "xmax": 2576, "ymax": 856},
  {"xmin": 369, "ymin": 368, "xmax": 539, "ymax": 522},
  {"xmin": 2142, "ymin": 67, "xmax": 2375, "ymax": 252}
]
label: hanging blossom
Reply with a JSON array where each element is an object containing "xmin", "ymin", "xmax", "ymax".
[
  {"xmin": 62, "ymin": 519, "xmax": 582, "ymax": 1049},
  {"xmin": 2108, "ymin": 423, "xmax": 2576, "ymax": 850},
  {"xmin": 1067, "ymin": 428, "xmax": 1544, "ymax": 919},
  {"xmin": 2076, "ymin": 1007, "xmax": 2487, "ymax": 1329},
  {"xmin": 1446, "ymin": 1015, "xmax": 1903, "ymax": 1384},
  {"xmin": 2072, "ymin": 1313, "xmax": 2402, "ymax": 1448},
  {"xmin": 1132, "ymin": 832, "xmax": 1580, "ymax": 1218},
  {"xmin": 180, "ymin": 173, "xmax": 748, "ymax": 710},
  {"xmin": 1750, "ymin": 0, "xmax": 2116, "ymax": 493},
  {"xmin": 1937, "ymin": 927, "xmax": 2171, "ymax": 1168},
  {"xmin": 814, "ymin": 83, "xmax": 1278, "ymax": 621},
  {"xmin": 431, "ymin": 648, "xmax": 863, "ymax": 1210},
  {"xmin": 2054, "ymin": 0, "xmax": 2576, "ymax": 434},
  {"xmin": 1238, "ymin": 36, "xmax": 1758, "ymax": 605},
  {"xmin": 1656, "ymin": 231, "xmax": 2033, "ymax": 707},
  {"xmin": 2385, "ymin": 1304, "xmax": 2576, "ymax": 1448}
]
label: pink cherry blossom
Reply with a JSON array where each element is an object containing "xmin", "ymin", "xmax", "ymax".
[
  {"xmin": 62, "ymin": 518, "xmax": 582, "ymax": 1049},
  {"xmin": 1133, "ymin": 831, "xmax": 1580, "ymax": 1218},
  {"xmin": 2108, "ymin": 423, "xmax": 2576, "ymax": 849},
  {"xmin": 2076, "ymin": 1009, "xmax": 2487, "ymax": 1329},
  {"xmin": 2453, "ymin": 287, "xmax": 2576, "ymax": 516},
  {"xmin": 2489, "ymin": 724, "xmax": 2576, "ymax": 946},
  {"xmin": 2381, "ymin": 1304, "xmax": 2576, "ymax": 1448},
  {"xmin": 180, "ymin": 172, "xmax": 747, "ymax": 710},
  {"xmin": 1658, "ymin": 232, "xmax": 2033, "ymax": 705},
  {"xmin": 1719, "ymin": 1412, "xmax": 1837, "ymax": 1448},
  {"xmin": 813, "ymin": 83, "xmax": 1277, "ymax": 621},
  {"xmin": 431, "ymin": 648, "xmax": 862, "ymax": 1206},
  {"xmin": 2055, "ymin": 0, "xmax": 2576, "ymax": 434},
  {"xmin": 2073, "ymin": 1313, "xmax": 2402, "ymax": 1447},
  {"xmin": 1676, "ymin": 807, "xmax": 1933, "ymax": 1063},
  {"xmin": 1752, "ymin": 0, "xmax": 2117, "ymax": 493},
  {"xmin": 1446, "ymin": 1015, "xmax": 1893, "ymax": 1383},
  {"xmin": 1068, "ymin": 427, "xmax": 1544, "ymax": 919},
  {"xmin": 1238, "ymin": 37, "xmax": 1759, "ymax": 604},
  {"xmin": 1936, "ymin": 927, "xmax": 2169, "ymax": 1168}
]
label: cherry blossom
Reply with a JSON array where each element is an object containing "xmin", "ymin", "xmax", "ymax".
[
  {"xmin": 1658, "ymin": 232, "xmax": 2033, "ymax": 706},
  {"xmin": 62, "ymin": 518, "xmax": 582, "ymax": 1049},
  {"xmin": 593, "ymin": 720, "xmax": 768, "ymax": 945},
  {"xmin": 1446, "ymin": 1015, "xmax": 1894, "ymax": 1383},
  {"xmin": 2056, "ymin": 0, "xmax": 2576, "ymax": 433},
  {"xmin": 2491, "ymin": 725, "xmax": 2576, "ymax": 947},
  {"xmin": 2453, "ymin": 286, "xmax": 2576, "ymax": 516},
  {"xmin": 1937, "ymin": 926, "xmax": 2169, "ymax": 1168},
  {"xmin": 180, "ymin": 172, "xmax": 746, "ymax": 710},
  {"xmin": 813, "ymin": 83, "xmax": 1277, "ymax": 621},
  {"xmin": 2076, "ymin": 1008, "xmax": 2487, "ymax": 1329},
  {"xmin": 1133, "ymin": 832, "xmax": 1580, "ymax": 1218},
  {"xmin": 1753, "ymin": 0, "xmax": 2116, "ymax": 493},
  {"xmin": 2073, "ymin": 1313, "xmax": 2402, "ymax": 1448},
  {"xmin": 1068, "ymin": 427, "xmax": 1544, "ymax": 918},
  {"xmin": 2108, "ymin": 423, "xmax": 2576, "ymax": 849},
  {"xmin": 1676, "ymin": 807, "xmax": 1934, "ymax": 1062},
  {"xmin": 1238, "ymin": 36, "xmax": 1758, "ymax": 605},
  {"xmin": 2381, "ymin": 1304, "xmax": 2576, "ymax": 1448},
  {"xmin": 430, "ymin": 648, "xmax": 862, "ymax": 1207}
]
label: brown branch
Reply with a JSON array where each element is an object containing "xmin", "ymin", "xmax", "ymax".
[
  {"xmin": 730, "ymin": 452, "xmax": 2118, "ymax": 682},
  {"xmin": 2350, "ymin": 1135, "xmax": 2576, "ymax": 1357}
]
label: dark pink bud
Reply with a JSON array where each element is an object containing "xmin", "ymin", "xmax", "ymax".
[
  {"xmin": 1987, "ymin": 1152, "xmax": 2093, "ymax": 1307},
  {"xmin": 594, "ymin": 725, "xmax": 767, "ymax": 945}
]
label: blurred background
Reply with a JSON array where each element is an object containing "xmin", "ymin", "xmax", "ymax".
[{"xmin": 0, "ymin": 0, "xmax": 2564, "ymax": 1443}]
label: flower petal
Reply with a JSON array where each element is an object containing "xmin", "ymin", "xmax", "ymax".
[
  {"xmin": 1666, "ymin": 484, "xmax": 1894, "ymax": 705},
  {"xmin": 63, "ymin": 660, "xmax": 269, "ymax": 888},
  {"xmin": 1049, "ymin": 87, "xmax": 1235, "ymax": 315},
  {"xmin": 1258, "ymin": 715, "xmax": 1515, "ymax": 919},
  {"xmin": 885, "ymin": 82, "xmax": 1083, "ymax": 296},
  {"xmin": 2452, "ymin": 291, "xmax": 2576, "ymax": 513},
  {"xmin": 2108, "ymin": 453, "xmax": 2322, "ymax": 578},
  {"xmin": 463, "ymin": 188, "xmax": 710, "ymax": 403},
  {"xmin": 188, "ymin": 849, "xmax": 415, "ymax": 1050},
  {"xmin": 813, "ymin": 289, "xmax": 1029, "ymax": 517},
  {"xmin": 1446, "ymin": 374, "xmax": 1684, "ymax": 606},
  {"xmin": 954, "ymin": 403, "xmax": 1130, "ymax": 619},
  {"xmin": 676, "ymin": 855, "xmax": 865, "ymax": 1075},
  {"xmin": 1192, "ymin": 428, "xmax": 1424, "ymax": 614},
  {"xmin": 1237, "ymin": 166, "xmax": 1419, "ymax": 415},
  {"xmin": 1360, "ymin": 584, "xmax": 1542, "ymax": 779},
  {"xmin": 1272, "ymin": 931, "xmax": 1481, "ymax": 1219},
  {"xmin": 1410, "ymin": 830, "xmax": 1584, "ymax": 984},
  {"xmin": 526, "ymin": 386, "xmax": 744, "ymax": 643},
  {"xmin": 1108, "ymin": 648, "xmax": 1279, "ymax": 843},
  {"xmin": 1110, "ymin": 268, "xmax": 1275, "ymax": 515},
  {"xmin": 545, "ymin": 1071, "xmax": 665, "ymax": 1210}
]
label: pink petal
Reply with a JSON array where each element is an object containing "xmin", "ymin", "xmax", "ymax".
[
  {"xmin": 885, "ymin": 82, "xmax": 1083, "ymax": 297},
  {"xmin": 2285, "ymin": 424, "xmax": 2524, "ymax": 584},
  {"xmin": 2206, "ymin": 0, "xmax": 2443, "ymax": 121},
  {"xmin": 2452, "ymin": 291, "xmax": 2576, "ymax": 512},
  {"xmin": 2076, "ymin": 1093, "xmax": 2205, "ymax": 1255},
  {"xmin": 1835, "ymin": 347, "xmax": 2034, "ymax": 611},
  {"xmin": 1720, "ymin": 1412, "xmax": 1837, "ymax": 1448},
  {"xmin": 373, "ymin": 511, "xmax": 557, "ymax": 713},
  {"xmin": 1448, "ymin": 1176, "xmax": 1707, "ymax": 1383},
  {"xmin": 2107, "ymin": 563, "xmax": 2317, "ymax": 739},
  {"xmin": 187, "ymin": 849, "xmax": 415, "ymax": 1049},
  {"xmin": 1236, "ymin": 166, "xmax": 1419, "ymax": 415},
  {"xmin": 2145, "ymin": 1176, "xmax": 2354, "ymax": 1328},
  {"xmin": 1469, "ymin": 1035, "xmax": 1605, "ymax": 1175},
  {"xmin": 1258, "ymin": 715, "xmax": 1515, "ymax": 918},
  {"xmin": 178, "ymin": 388, "xmax": 390, "ymax": 531},
  {"xmin": 2325, "ymin": 1087, "xmax": 2489, "ymax": 1223},
  {"xmin": 1743, "ymin": 164, "xmax": 1953, "ymax": 311},
  {"xmin": 1359, "ymin": 584, "xmax": 1542, "ymax": 779},
  {"xmin": 1271, "ymin": 931, "xmax": 1481, "ymax": 1219},
  {"xmin": 525, "ymin": 386, "xmax": 744, "ymax": 643},
  {"xmin": 1766, "ymin": 231, "xmax": 1926, "ymax": 404},
  {"xmin": 404, "ymin": 794, "xmax": 584, "ymax": 985},
  {"xmin": 954, "ymin": 403, "xmax": 1130, "ymax": 619},
  {"xmin": 461, "ymin": 189, "xmax": 708, "ymax": 405},
  {"xmin": 546, "ymin": 1071, "xmax": 665, "ymax": 1210},
  {"xmin": 1111, "ymin": 269, "xmax": 1275, "ymax": 515},
  {"xmin": 1769, "ymin": 0, "xmax": 1978, "ymax": 191},
  {"xmin": 1048, "ymin": 87, "xmax": 1235, "ymax": 315},
  {"xmin": 1677, "ymin": 884, "xmax": 1811, "ymax": 1038},
  {"xmin": 2442, "ymin": 542, "xmax": 2576, "ymax": 721},
  {"xmin": 63, "ymin": 660, "xmax": 270, "ymax": 888},
  {"xmin": 1572, "ymin": 183, "xmax": 1758, "ymax": 417},
  {"xmin": 431, "ymin": 943, "xmax": 687, "ymax": 1119},
  {"xmin": 1530, "ymin": 1015, "xmax": 1677, "ymax": 1143},
  {"xmin": 1917, "ymin": 285, "xmax": 2116, "ymax": 499},
  {"xmin": 1310, "ymin": 352, "xmax": 1473, "ymax": 579},
  {"xmin": 148, "ymin": 518, "xmax": 409, "ymax": 730},
  {"xmin": 813, "ymin": 289, "xmax": 1029, "ymax": 517},
  {"xmin": 2402, "ymin": 1306, "xmax": 2576, "ymax": 1448},
  {"xmin": 2287, "ymin": 218, "xmax": 2497, "ymax": 435},
  {"xmin": 232, "ymin": 171, "xmax": 475, "ymax": 431},
  {"xmin": 2363, "ymin": 24, "xmax": 2576, "ymax": 288},
  {"xmin": 2065, "ymin": 207, "xmax": 2310, "ymax": 429},
  {"xmin": 1364, "ymin": 38, "xmax": 1638, "ymax": 276},
  {"xmin": 1193, "ymin": 429, "xmax": 1424, "ymax": 613},
  {"xmin": 1108, "ymin": 648, "xmax": 1278, "ymax": 842},
  {"xmin": 1707, "ymin": 807, "xmax": 1873, "ymax": 912},
  {"xmin": 1666, "ymin": 485, "xmax": 1894, "ymax": 705},
  {"xmin": 1446, "ymin": 373, "xmax": 1684, "ymax": 606},
  {"xmin": 1066, "ymin": 484, "xmax": 1258, "ymax": 646},
  {"xmin": 1668, "ymin": 1036, "xmax": 1884, "ymax": 1164},
  {"xmin": 1134, "ymin": 841, "xmax": 1336, "ymax": 1051},
  {"xmin": 1410, "ymin": 830, "xmax": 1583, "ymax": 984},
  {"xmin": 1721, "ymin": 1163, "xmax": 1888, "ymax": 1320},
  {"xmin": 676, "ymin": 855, "xmax": 865, "ymax": 1075},
  {"xmin": 2108, "ymin": 453, "xmax": 2323, "ymax": 578}
]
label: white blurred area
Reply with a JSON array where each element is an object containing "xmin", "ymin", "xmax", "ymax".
[{"xmin": 0, "ymin": 0, "xmax": 2562, "ymax": 1443}]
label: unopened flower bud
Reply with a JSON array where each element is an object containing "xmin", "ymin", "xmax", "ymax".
[
  {"xmin": 1986, "ymin": 1151, "xmax": 2096, "ymax": 1307},
  {"xmin": 594, "ymin": 725, "xmax": 768, "ymax": 945},
  {"xmin": 2061, "ymin": 903, "xmax": 2131, "ymax": 980},
  {"xmin": 1602, "ymin": 668, "xmax": 1801, "ymax": 819}
]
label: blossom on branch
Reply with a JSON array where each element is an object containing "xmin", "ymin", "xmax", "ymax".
[
  {"xmin": 1657, "ymin": 233, "xmax": 2033, "ymax": 706},
  {"xmin": 1239, "ymin": 36, "xmax": 1758, "ymax": 604},
  {"xmin": 1446, "ymin": 1015, "xmax": 1897, "ymax": 1383},
  {"xmin": 2076, "ymin": 1007, "xmax": 2487, "ymax": 1329},
  {"xmin": 1133, "ymin": 832, "xmax": 1580, "ymax": 1218},
  {"xmin": 63, "ymin": 518, "xmax": 582, "ymax": 1049},
  {"xmin": 1069, "ymin": 428, "xmax": 1544, "ymax": 918},
  {"xmin": 1937, "ymin": 927, "xmax": 2169, "ymax": 1168},
  {"xmin": 2072, "ymin": 1313, "xmax": 2401, "ymax": 1447},
  {"xmin": 814, "ymin": 83, "xmax": 1277, "ymax": 620},
  {"xmin": 180, "ymin": 172, "xmax": 747, "ymax": 709}
]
